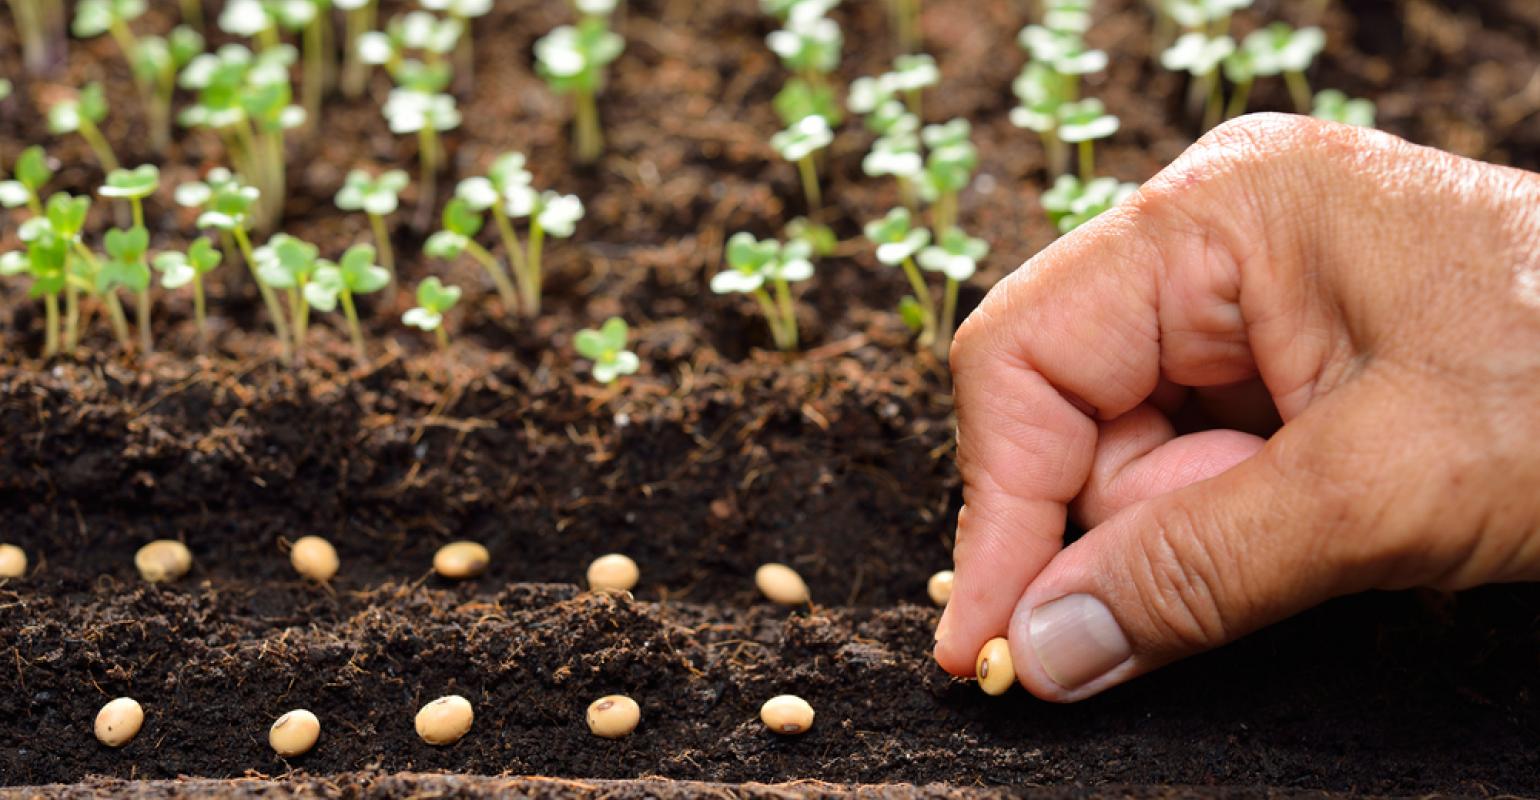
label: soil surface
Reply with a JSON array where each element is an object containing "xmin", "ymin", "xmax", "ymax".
[{"xmin": 3, "ymin": 0, "xmax": 1540, "ymax": 797}]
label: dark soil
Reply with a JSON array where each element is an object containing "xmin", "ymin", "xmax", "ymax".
[{"xmin": 2, "ymin": 0, "xmax": 1540, "ymax": 796}]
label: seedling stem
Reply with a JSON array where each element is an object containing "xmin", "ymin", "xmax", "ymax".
[
  {"xmin": 1285, "ymin": 69, "xmax": 1311, "ymax": 113},
  {"xmin": 574, "ymin": 88, "xmax": 603, "ymax": 164},
  {"xmin": 464, "ymin": 239, "xmax": 521, "ymax": 312},
  {"xmin": 232, "ymin": 226, "xmax": 294, "ymax": 363},
  {"xmin": 797, "ymin": 156, "xmax": 821, "ymax": 213},
  {"xmin": 368, "ymin": 213, "xmax": 395, "ymax": 274},
  {"xmin": 901, "ymin": 256, "xmax": 936, "ymax": 345}
]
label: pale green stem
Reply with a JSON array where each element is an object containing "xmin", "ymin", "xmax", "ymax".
[
  {"xmin": 1285, "ymin": 70, "xmax": 1312, "ymax": 114},
  {"xmin": 367, "ymin": 213, "xmax": 395, "ymax": 275},
  {"xmin": 417, "ymin": 126, "xmax": 440, "ymax": 224},
  {"xmin": 63, "ymin": 281, "xmax": 79, "ymax": 352},
  {"xmin": 752, "ymin": 286, "xmax": 791, "ymax": 351},
  {"xmin": 340, "ymin": 5, "xmax": 373, "ymax": 98},
  {"xmin": 302, "ymin": 18, "xmax": 324, "ymax": 131},
  {"xmin": 574, "ymin": 88, "xmax": 602, "ymax": 164},
  {"xmin": 1078, "ymin": 140, "xmax": 1094, "ymax": 182},
  {"xmin": 104, "ymin": 292, "xmax": 134, "ymax": 353},
  {"xmin": 232, "ymin": 225, "xmax": 294, "ymax": 363},
  {"xmin": 434, "ymin": 324, "xmax": 449, "ymax": 351},
  {"xmin": 773, "ymin": 277, "xmax": 798, "ymax": 351},
  {"xmin": 78, "ymin": 119, "xmax": 121, "ymax": 173},
  {"xmin": 288, "ymin": 284, "xmax": 309, "ymax": 363},
  {"xmin": 193, "ymin": 274, "xmax": 207, "ymax": 353},
  {"xmin": 932, "ymin": 191, "xmax": 957, "ymax": 235},
  {"xmin": 937, "ymin": 277, "xmax": 959, "ymax": 359},
  {"xmin": 136, "ymin": 284, "xmax": 152, "ymax": 354},
  {"xmin": 900, "ymin": 256, "xmax": 937, "ymax": 346},
  {"xmin": 465, "ymin": 239, "xmax": 520, "ymax": 313},
  {"xmin": 339, "ymin": 288, "xmax": 366, "ymax": 361},
  {"xmin": 525, "ymin": 222, "xmax": 544, "ymax": 317},
  {"xmin": 180, "ymin": 0, "xmax": 204, "ymax": 30},
  {"xmin": 1226, "ymin": 79, "xmax": 1253, "ymax": 120},
  {"xmin": 797, "ymin": 155, "xmax": 821, "ymax": 213},
  {"xmin": 1203, "ymin": 71, "xmax": 1225, "ymax": 130},
  {"xmin": 43, "ymin": 291, "xmax": 60, "ymax": 357}
]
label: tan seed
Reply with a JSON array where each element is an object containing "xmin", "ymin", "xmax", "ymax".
[
  {"xmin": 269, "ymin": 708, "xmax": 320, "ymax": 757},
  {"xmin": 0, "ymin": 543, "xmax": 26, "ymax": 578},
  {"xmin": 759, "ymin": 694, "xmax": 814, "ymax": 735},
  {"xmin": 135, "ymin": 540, "xmax": 192, "ymax": 583},
  {"xmin": 754, "ymin": 563, "xmax": 810, "ymax": 606},
  {"xmin": 290, "ymin": 536, "xmax": 339, "ymax": 582},
  {"xmin": 976, "ymin": 636, "xmax": 1014, "ymax": 696},
  {"xmin": 587, "ymin": 553, "xmax": 639, "ymax": 593},
  {"xmin": 94, "ymin": 697, "xmax": 144, "ymax": 747},
  {"xmin": 927, "ymin": 570, "xmax": 954, "ymax": 607},
  {"xmin": 415, "ymin": 694, "xmax": 474, "ymax": 745},
  {"xmin": 433, "ymin": 542, "xmax": 489, "ymax": 580},
  {"xmin": 586, "ymin": 694, "xmax": 641, "ymax": 739}
]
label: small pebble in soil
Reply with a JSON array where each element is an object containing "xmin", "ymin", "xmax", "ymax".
[
  {"xmin": 269, "ymin": 709, "xmax": 320, "ymax": 757},
  {"xmin": 586, "ymin": 553, "xmax": 639, "ymax": 593},
  {"xmin": 134, "ymin": 540, "xmax": 192, "ymax": 583},
  {"xmin": 976, "ymin": 637, "xmax": 1014, "ymax": 695},
  {"xmin": 0, "ymin": 543, "xmax": 26, "ymax": 578},
  {"xmin": 289, "ymin": 536, "xmax": 339, "ymax": 582},
  {"xmin": 94, "ymin": 697, "xmax": 144, "ymax": 747},
  {"xmin": 433, "ymin": 542, "xmax": 490, "ymax": 580},
  {"xmin": 754, "ymin": 563, "xmax": 810, "ymax": 606},
  {"xmin": 760, "ymin": 695, "xmax": 815, "ymax": 735},
  {"xmin": 415, "ymin": 695, "xmax": 474, "ymax": 745},
  {"xmin": 586, "ymin": 694, "xmax": 641, "ymax": 738},
  {"xmin": 927, "ymin": 570, "xmax": 954, "ymax": 606}
]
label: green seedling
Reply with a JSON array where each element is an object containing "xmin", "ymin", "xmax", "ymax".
[
  {"xmin": 130, "ymin": 26, "xmax": 206, "ymax": 151},
  {"xmin": 38, "ymin": 192, "xmax": 105, "ymax": 352},
  {"xmin": 99, "ymin": 164, "xmax": 159, "ymax": 228},
  {"xmin": 918, "ymin": 227, "xmax": 987, "ymax": 356},
  {"xmin": 402, "ymin": 276, "xmax": 461, "ymax": 350},
  {"xmin": 457, "ymin": 152, "xmax": 534, "ymax": 297},
  {"xmin": 305, "ymin": 243, "xmax": 390, "ymax": 361},
  {"xmin": 1, "ymin": 146, "xmax": 55, "ymax": 216},
  {"xmin": 254, "ymin": 233, "xmax": 322, "ymax": 362},
  {"xmin": 420, "ymin": 0, "xmax": 491, "ymax": 84},
  {"xmin": 180, "ymin": 169, "xmax": 291, "ymax": 359},
  {"xmin": 774, "ymin": 78, "xmax": 842, "ymax": 128},
  {"xmin": 71, "ymin": 1, "xmax": 147, "ymax": 81},
  {"xmin": 99, "ymin": 225, "xmax": 153, "ymax": 353},
  {"xmin": 711, "ymin": 232, "xmax": 814, "ymax": 352},
  {"xmin": 1311, "ymin": 89, "xmax": 1376, "ymax": 128},
  {"xmin": 10, "ymin": 0, "xmax": 68, "ymax": 74},
  {"xmin": 518, "ymin": 190, "xmax": 585, "ymax": 316},
  {"xmin": 152, "ymin": 238, "xmax": 221, "ymax": 351},
  {"xmin": 864, "ymin": 207, "xmax": 936, "ymax": 347},
  {"xmin": 0, "ymin": 230, "xmax": 68, "ymax": 357},
  {"xmin": 920, "ymin": 119, "xmax": 977, "ymax": 234},
  {"xmin": 358, "ymin": 9, "xmax": 462, "ymax": 76},
  {"xmin": 1010, "ymin": 60, "xmax": 1072, "ymax": 175},
  {"xmin": 1042, "ymin": 174, "xmax": 1137, "ymax": 234},
  {"xmin": 862, "ymin": 127, "xmax": 923, "ymax": 207},
  {"xmin": 335, "ymin": 168, "xmax": 408, "ymax": 276},
  {"xmin": 771, "ymin": 114, "xmax": 834, "ymax": 213},
  {"xmin": 1018, "ymin": 24, "xmax": 1107, "ymax": 94},
  {"xmin": 889, "ymin": 53, "xmax": 938, "ymax": 114},
  {"xmin": 575, "ymin": 316, "xmax": 640, "ymax": 384},
  {"xmin": 47, "ymin": 82, "xmax": 119, "ymax": 173},
  {"xmin": 759, "ymin": 0, "xmax": 836, "ymax": 22},
  {"xmin": 335, "ymin": 0, "xmax": 378, "ymax": 97},
  {"xmin": 1163, "ymin": 0, "xmax": 1251, "ymax": 35},
  {"xmin": 535, "ymin": 14, "xmax": 624, "ymax": 164},
  {"xmin": 1056, "ymin": 99, "xmax": 1118, "ymax": 181},
  {"xmin": 767, "ymin": 8, "xmax": 841, "ymax": 85},
  {"xmin": 219, "ymin": 0, "xmax": 333, "ymax": 126},
  {"xmin": 426, "ymin": 197, "xmax": 520, "ymax": 313},
  {"xmin": 1161, "ymin": 31, "xmax": 1236, "ymax": 129},
  {"xmin": 1241, "ymin": 23, "xmax": 1325, "ymax": 113},
  {"xmin": 1042, "ymin": 0, "xmax": 1093, "ymax": 34}
]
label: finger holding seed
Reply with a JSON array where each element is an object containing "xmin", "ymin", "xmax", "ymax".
[
  {"xmin": 760, "ymin": 694, "xmax": 814, "ymax": 735},
  {"xmin": 433, "ymin": 542, "xmax": 489, "ymax": 580},
  {"xmin": 587, "ymin": 553, "xmax": 639, "ymax": 593},
  {"xmin": 269, "ymin": 709, "xmax": 321, "ymax": 757},
  {"xmin": 928, "ymin": 570, "xmax": 954, "ymax": 606},
  {"xmin": 135, "ymin": 540, "xmax": 192, "ymax": 583},
  {"xmin": 0, "ymin": 543, "xmax": 27, "ymax": 578},
  {"xmin": 586, "ymin": 694, "xmax": 640, "ymax": 738},
  {"xmin": 94, "ymin": 697, "xmax": 144, "ymax": 747},
  {"xmin": 755, "ymin": 563, "xmax": 810, "ymax": 606},
  {"xmin": 976, "ymin": 636, "xmax": 1014, "ymax": 695},
  {"xmin": 415, "ymin": 694, "xmax": 474, "ymax": 745},
  {"xmin": 290, "ymin": 536, "xmax": 339, "ymax": 582}
]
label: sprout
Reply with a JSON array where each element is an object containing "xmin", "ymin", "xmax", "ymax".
[
  {"xmin": 97, "ymin": 164, "xmax": 160, "ymax": 352},
  {"xmin": 1041, "ymin": 0, "xmax": 1094, "ymax": 33},
  {"xmin": 253, "ymin": 233, "xmax": 321, "ymax": 362},
  {"xmin": 1311, "ymin": 89, "xmax": 1376, "ymax": 128},
  {"xmin": 766, "ymin": 10, "xmax": 842, "ymax": 81},
  {"xmin": 1056, "ymin": 99, "xmax": 1119, "ymax": 181},
  {"xmin": 382, "ymin": 87, "xmax": 460, "ymax": 222},
  {"xmin": 0, "ymin": 230, "xmax": 68, "ymax": 357},
  {"xmin": 1161, "ymin": 32, "xmax": 1236, "ymax": 129},
  {"xmin": 152, "ymin": 238, "xmax": 222, "ymax": 351},
  {"xmin": 420, "ymin": 0, "xmax": 491, "ymax": 81},
  {"xmin": 1, "ymin": 146, "xmax": 56, "ymax": 215},
  {"xmin": 1010, "ymin": 61, "xmax": 1072, "ymax": 174},
  {"xmin": 335, "ymin": 168, "xmax": 408, "ymax": 276},
  {"xmin": 425, "ymin": 197, "xmax": 520, "ymax": 313},
  {"xmin": 403, "ymin": 276, "xmax": 462, "ymax": 350},
  {"xmin": 516, "ymin": 190, "xmax": 586, "ymax": 316},
  {"xmin": 712, "ymin": 232, "xmax": 814, "ymax": 351},
  {"xmin": 10, "ymin": 0, "xmax": 67, "ymax": 74},
  {"xmin": 1242, "ymin": 23, "xmax": 1326, "ymax": 113},
  {"xmin": 920, "ymin": 119, "xmax": 977, "ymax": 233},
  {"xmin": 918, "ymin": 227, "xmax": 989, "ymax": 351},
  {"xmin": 1018, "ymin": 25, "xmax": 1107, "ymax": 79},
  {"xmin": 99, "ymin": 164, "xmax": 160, "ymax": 227},
  {"xmin": 862, "ymin": 127, "xmax": 924, "ymax": 209},
  {"xmin": 865, "ymin": 207, "xmax": 944, "ymax": 348},
  {"xmin": 47, "ymin": 82, "xmax": 120, "ymax": 172},
  {"xmin": 889, "ymin": 53, "xmax": 939, "ymax": 112},
  {"xmin": 774, "ymin": 78, "xmax": 842, "ymax": 128},
  {"xmin": 306, "ymin": 243, "xmax": 391, "ymax": 361},
  {"xmin": 771, "ymin": 114, "xmax": 834, "ymax": 213},
  {"xmin": 130, "ymin": 25, "xmax": 205, "ymax": 151},
  {"xmin": 1163, "ymin": 0, "xmax": 1252, "ymax": 33},
  {"xmin": 99, "ymin": 225, "xmax": 153, "ymax": 353},
  {"xmin": 535, "ymin": 16, "xmax": 624, "ymax": 163},
  {"xmin": 336, "ymin": 0, "xmax": 380, "ymax": 98},
  {"xmin": 1041, "ymin": 174, "xmax": 1137, "ymax": 234},
  {"xmin": 574, "ymin": 317, "xmax": 640, "ymax": 385}
]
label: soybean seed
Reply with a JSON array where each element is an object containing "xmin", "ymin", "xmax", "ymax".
[
  {"xmin": 269, "ymin": 709, "xmax": 320, "ymax": 757},
  {"xmin": 586, "ymin": 694, "xmax": 641, "ymax": 739},
  {"xmin": 759, "ymin": 694, "xmax": 814, "ymax": 735},
  {"xmin": 587, "ymin": 553, "xmax": 639, "ymax": 593},
  {"xmin": 0, "ymin": 543, "xmax": 26, "ymax": 578},
  {"xmin": 135, "ymin": 540, "xmax": 192, "ymax": 583},
  {"xmin": 290, "ymin": 536, "xmax": 339, "ymax": 582},
  {"xmin": 415, "ymin": 694, "xmax": 474, "ymax": 745},
  {"xmin": 433, "ymin": 542, "xmax": 489, "ymax": 580},
  {"xmin": 976, "ymin": 636, "xmax": 1014, "ymax": 696},
  {"xmin": 94, "ymin": 697, "xmax": 144, "ymax": 747},
  {"xmin": 754, "ymin": 563, "xmax": 810, "ymax": 606},
  {"xmin": 927, "ymin": 570, "xmax": 954, "ymax": 607}
]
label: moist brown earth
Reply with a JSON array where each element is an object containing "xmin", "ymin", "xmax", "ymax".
[{"xmin": 2, "ymin": 0, "xmax": 1539, "ymax": 797}]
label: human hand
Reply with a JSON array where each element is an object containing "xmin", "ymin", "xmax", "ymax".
[{"xmin": 935, "ymin": 114, "xmax": 1540, "ymax": 701}]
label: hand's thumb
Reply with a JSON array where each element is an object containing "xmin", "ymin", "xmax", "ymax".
[{"xmin": 1004, "ymin": 381, "xmax": 1415, "ymax": 702}]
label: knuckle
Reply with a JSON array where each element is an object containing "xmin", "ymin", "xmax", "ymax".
[{"xmin": 1123, "ymin": 499, "xmax": 1235, "ymax": 652}]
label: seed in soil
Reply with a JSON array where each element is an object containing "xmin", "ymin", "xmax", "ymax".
[
  {"xmin": 433, "ymin": 542, "xmax": 489, "ymax": 580},
  {"xmin": 415, "ymin": 695, "xmax": 474, "ymax": 745},
  {"xmin": 94, "ymin": 697, "xmax": 144, "ymax": 748},
  {"xmin": 269, "ymin": 709, "xmax": 321, "ymax": 757},
  {"xmin": 755, "ymin": 563, "xmax": 810, "ymax": 605},
  {"xmin": 134, "ymin": 540, "xmax": 192, "ymax": 583},
  {"xmin": 0, "ymin": 543, "xmax": 26, "ymax": 578},
  {"xmin": 927, "ymin": 569, "xmax": 954, "ymax": 606},
  {"xmin": 586, "ymin": 694, "xmax": 641, "ymax": 739},
  {"xmin": 760, "ymin": 695, "xmax": 815, "ymax": 735},
  {"xmin": 586, "ymin": 553, "xmax": 639, "ymax": 593},
  {"xmin": 289, "ymin": 536, "xmax": 339, "ymax": 582},
  {"xmin": 976, "ymin": 637, "xmax": 1014, "ymax": 696}
]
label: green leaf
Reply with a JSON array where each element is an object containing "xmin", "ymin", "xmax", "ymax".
[
  {"xmin": 45, "ymin": 193, "xmax": 91, "ymax": 238},
  {"xmin": 573, "ymin": 328, "xmax": 609, "ymax": 360},
  {"xmin": 15, "ymin": 146, "xmax": 54, "ymax": 192},
  {"xmin": 187, "ymin": 238, "xmax": 222, "ymax": 272},
  {"xmin": 78, "ymin": 82, "xmax": 109, "ymax": 123},
  {"xmin": 339, "ymin": 244, "xmax": 390, "ymax": 294},
  {"xmin": 99, "ymin": 256, "xmax": 150, "ymax": 293},
  {"xmin": 415, "ymin": 276, "xmax": 461, "ymax": 312},
  {"xmin": 599, "ymin": 316, "xmax": 629, "ymax": 351},
  {"xmin": 897, "ymin": 296, "xmax": 926, "ymax": 332},
  {"xmin": 103, "ymin": 226, "xmax": 149, "ymax": 262},
  {"xmin": 442, "ymin": 197, "xmax": 484, "ymax": 238},
  {"xmin": 100, "ymin": 164, "xmax": 161, "ymax": 199}
]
